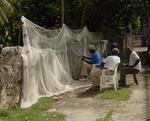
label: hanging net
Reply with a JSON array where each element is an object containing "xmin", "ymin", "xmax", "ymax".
[{"xmin": 20, "ymin": 16, "xmax": 107, "ymax": 108}]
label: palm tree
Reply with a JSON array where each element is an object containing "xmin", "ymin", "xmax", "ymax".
[{"xmin": 0, "ymin": 0, "xmax": 13, "ymax": 25}]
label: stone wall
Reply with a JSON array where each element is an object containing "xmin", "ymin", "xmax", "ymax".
[{"xmin": 0, "ymin": 54, "xmax": 23, "ymax": 109}]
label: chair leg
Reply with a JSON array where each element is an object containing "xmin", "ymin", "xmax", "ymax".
[
  {"xmin": 116, "ymin": 76, "xmax": 119, "ymax": 88},
  {"xmin": 113, "ymin": 77, "xmax": 117, "ymax": 91},
  {"xmin": 116, "ymin": 80, "xmax": 119, "ymax": 88},
  {"xmin": 100, "ymin": 77, "xmax": 104, "ymax": 92},
  {"xmin": 133, "ymin": 73, "xmax": 138, "ymax": 85}
]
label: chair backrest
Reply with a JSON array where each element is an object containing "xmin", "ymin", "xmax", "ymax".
[
  {"xmin": 102, "ymin": 63, "xmax": 120, "ymax": 76},
  {"xmin": 100, "ymin": 63, "xmax": 120, "ymax": 92},
  {"xmin": 113, "ymin": 63, "xmax": 120, "ymax": 76},
  {"xmin": 92, "ymin": 64, "xmax": 96, "ymax": 70},
  {"xmin": 92, "ymin": 64, "xmax": 99, "ymax": 71}
]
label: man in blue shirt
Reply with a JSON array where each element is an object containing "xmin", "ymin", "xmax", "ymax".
[{"xmin": 80, "ymin": 44, "xmax": 102, "ymax": 80}]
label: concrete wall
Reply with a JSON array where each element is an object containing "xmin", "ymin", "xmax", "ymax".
[{"xmin": 0, "ymin": 54, "xmax": 23, "ymax": 109}]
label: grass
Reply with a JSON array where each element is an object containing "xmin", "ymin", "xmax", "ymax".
[
  {"xmin": 0, "ymin": 97, "xmax": 65, "ymax": 121},
  {"xmin": 96, "ymin": 109, "xmax": 113, "ymax": 121},
  {"xmin": 147, "ymin": 119, "xmax": 150, "ymax": 121},
  {"xmin": 99, "ymin": 88, "xmax": 131, "ymax": 101}
]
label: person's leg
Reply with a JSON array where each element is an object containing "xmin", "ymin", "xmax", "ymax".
[
  {"xmin": 133, "ymin": 69, "xmax": 139, "ymax": 85},
  {"xmin": 133, "ymin": 73, "xmax": 138, "ymax": 85},
  {"xmin": 81, "ymin": 62, "xmax": 92, "ymax": 78},
  {"xmin": 90, "ymin": 69, "xmax": 102, "ymax": 87},
  {"xmin": 120, "ymin": 67, "xmax": 138, "ymax": 86},
  {"xmin": 120, "ymin": 67, "xmax": 128, "ymax": 86}
]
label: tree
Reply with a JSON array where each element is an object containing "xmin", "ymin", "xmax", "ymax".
[
  {"xmin": 1, "ymin": 0, "xmax": 150, "ymax": 47},
  {"xmin": 0, "ymin": 0, "xmax": 23, "ymax": 46},
  {"xmin": 0, "ymin": 0, "xmax": 13, "ymax": 25}
]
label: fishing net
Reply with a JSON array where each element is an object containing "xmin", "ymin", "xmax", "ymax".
[{"xmin": 20, "ymin": 16, "xmax": 107, "ymax": 108}]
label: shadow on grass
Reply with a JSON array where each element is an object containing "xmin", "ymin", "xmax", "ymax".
[
  {"xmin": 76, "ymin": 87, "xmax": 100, "ymax": 98},
  {"xmin": 76, "ymin": 86, "xmax": 131, "ymax": 101}
]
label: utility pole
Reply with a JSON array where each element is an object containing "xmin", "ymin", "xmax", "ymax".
[
  {"xmin": 148, "ymin": 17, "xmax": 150, "ymax": 51},
  {"xmin": 61, "ymin": 0, "xmax": 64, "ymax": 25},
  {"xmin": 81, "ymin": 2, "xmax": 87, "ymax": 28}
]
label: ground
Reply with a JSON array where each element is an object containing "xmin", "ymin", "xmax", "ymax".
[
  {"xmin": 49, "ymin": 67, "xmax": 150, "ymax": 121},
  {"xmin": 1, "ymin": 47, "xmax": 149, "ymax": 121}
]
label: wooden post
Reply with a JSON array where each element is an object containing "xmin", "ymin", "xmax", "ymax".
[
  {"xmin": 61, "ymin": 0, "xmax": 64, "ymax": 25},
  {"xmin": 148, "ymin": 17, "xmax": 150, "ymax": 51},
  {"xmin": 17, "ymin": 21, "xmax": 23, "ymax": 53},
  {"xmin": 80, "ymin": 2, "xmax": 87, "ymax": 28}
]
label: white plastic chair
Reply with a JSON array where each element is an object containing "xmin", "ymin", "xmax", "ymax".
[
  {"xmin": 100, "ymin": 63, "xmax": 120, "ymax": 92},
  {"xmin": 92, "ymin": 64, "xmax": 100, "ymax": 72}
]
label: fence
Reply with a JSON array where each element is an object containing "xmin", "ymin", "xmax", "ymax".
[{"xmin": 126, "ymin": 33, "xmax": 147, "ymax": 47}]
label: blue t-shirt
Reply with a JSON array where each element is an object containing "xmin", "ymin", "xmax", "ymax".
[{"xmin": 91, "ymin": 51, "xmax": 102, "ymax": 66}]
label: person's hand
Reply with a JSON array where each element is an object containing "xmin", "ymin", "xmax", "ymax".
[{"xmin": 122, "ymin": 63, "xmax": 128, "ymax": 67}]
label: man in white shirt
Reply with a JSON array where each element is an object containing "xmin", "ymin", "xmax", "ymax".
[
  {"xmin": 90, "ymin": 48, "xmax": 120, "ymax": 89},
  {"xmin": 119, "ymin": 47, "xmax": 141, "ymax": 86}
]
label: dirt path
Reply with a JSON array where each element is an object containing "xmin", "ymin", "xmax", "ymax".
[
  {"xmin": 49, "ymin": 71, "xmax": 150, "ymax": 121},
  {"xmin": 111, "ymin": 73, "xmax": 147, "ymax": 121}
]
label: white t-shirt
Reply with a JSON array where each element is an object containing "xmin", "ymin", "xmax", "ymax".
[
  {"xmin": 103, "ymin": 55, "xmax": 120, "ymax": 71},
  {"xmin": 129, "ymin": 51, "xmax": 141, "ymax": 71}
]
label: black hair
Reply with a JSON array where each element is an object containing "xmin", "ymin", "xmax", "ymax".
[
  {"xmin": 111, "ymin": 48, "xmax": 119, "ymax": 55},
  {"xmin": 111, "ymin": 42, "xmax": 117, "ymax": 50},
  {"xmin": 89, "ymin": 49, "xmax": 95, "ymax": 53}
]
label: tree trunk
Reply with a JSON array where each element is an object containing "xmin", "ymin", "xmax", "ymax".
[
  {"xmin": 61, "ymin": 0, "xmax": 64, "ymax": 25},
  {"xmin": 148, "ymin": 18, "xmax": 150, "ymax": 51},
  {"xmin": 80, "ymin": 2, "xmax": 87, "ymax": 28}
]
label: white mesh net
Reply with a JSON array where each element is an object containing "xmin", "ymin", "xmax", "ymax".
[{"xmin": 20, "ymin": 16, "xmax": 107, "ymax": 108}]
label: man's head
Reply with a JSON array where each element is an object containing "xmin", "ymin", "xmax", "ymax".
[
  {"xmin": 125, "ymin": 47, "xmax": 132, "ymax": 55},
  {"xmin": 88, "ymin": 44, "xmax": 96, "ymax": 53},
  {"xmin": 111, "ymin": 48, "xmax": 119, "ymax": 55},
  {"xmin": 111, "ymin": 42, "xmax": 117, "ymax": 50}
]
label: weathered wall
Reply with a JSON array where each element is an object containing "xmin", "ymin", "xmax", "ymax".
[{"xmin": 0, "ymin": 54, "xmax": 23, "ymax": 109}]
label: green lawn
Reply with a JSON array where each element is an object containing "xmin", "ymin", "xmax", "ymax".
[
  {"xmin": 99, "ymin": 88, "xmax": 131, "ymax": 101},
  {"xmin": 147, "ymin": 119, "xmax": 150, "ymax": 121},
  {"xmin": 0, "ymin": 97, "xmax": 65, "ymax": 121}
]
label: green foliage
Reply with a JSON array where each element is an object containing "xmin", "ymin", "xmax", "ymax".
[
  {"xmin": 133, "ymin": 17, "xmax": 142, "ymax": 32},
  {"xmin": 96, "ymin": 109, "xmax": 113, "ymax": 121},
  {"xmin": 99, "ymin": 88, "xmax": 131, "ymax": 101},
  {"xmin": 0, "ymin": 0, "xmax": 14, "ymax": 25},
  {"xmin": 0, "ymin": 0, "xmax": 22, "ymax": 46},
  {"xmin": 0, "ymin": 97, "xmax": 66, "ymax": 121},
  {"xmin": 1, "ymin": 0, "xmax": 150, "ymax": 45},
  {"xmin": 147, "ymin": 118, "xmax": 150, "ymax": 121},
  {"xmin": 0, "ymin": 17, "xmax": 20, "ymax": 46}
]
